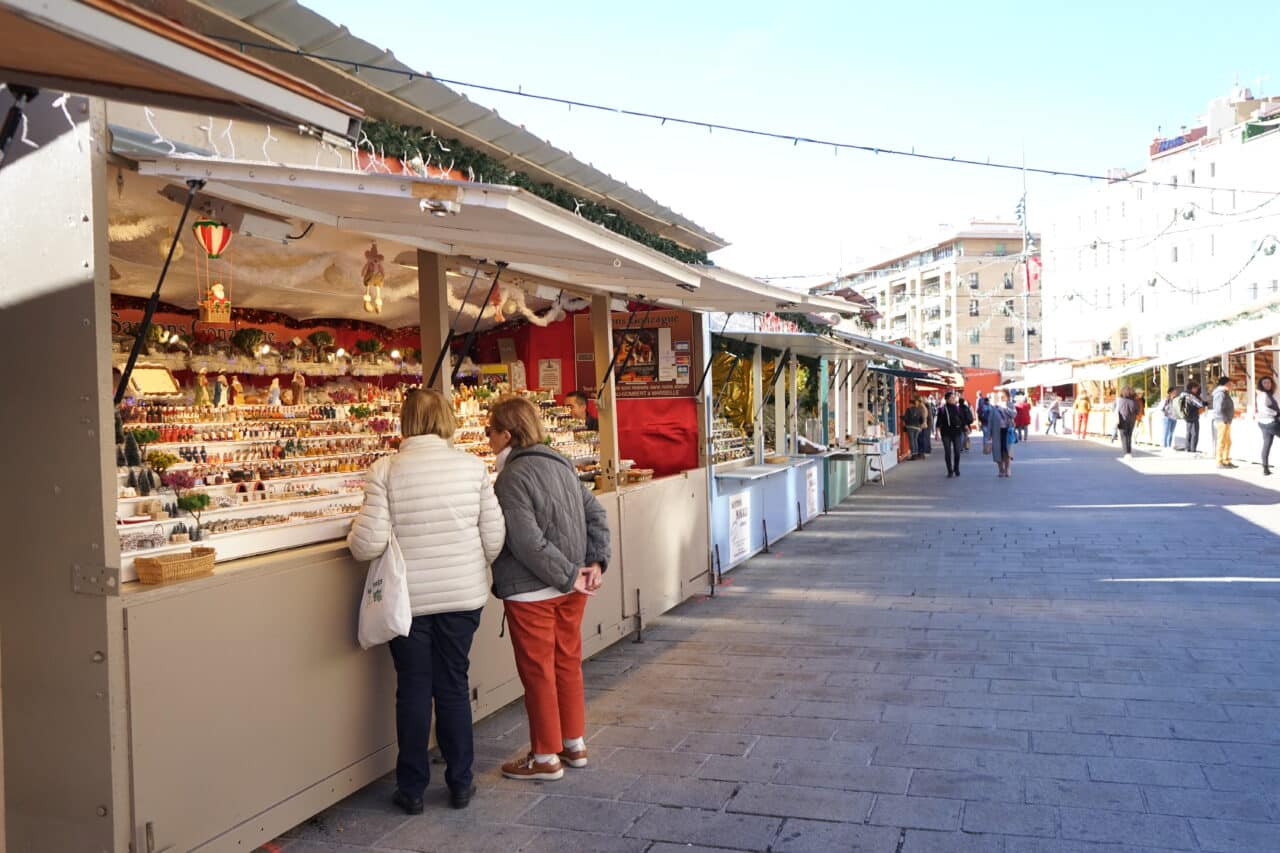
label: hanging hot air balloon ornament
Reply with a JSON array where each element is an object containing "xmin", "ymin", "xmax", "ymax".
[
  {"xmin": 192, "ymin": 219, "xmax": 234, "ymax": 325},
  {"xmin": 361, "ymin": 241, "xmax": 385, "ymax": 314}
]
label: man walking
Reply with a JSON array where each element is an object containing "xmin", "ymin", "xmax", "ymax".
[
  {"xmin": 937, "ymin": 391, "xmax": 966, "ymax": 477},
  {"xmin": 1179, "ymin": 380, "xmax": 1207, "ymax": 454},
  {"xmin": 902, "ymin": 399, "xmax": 925, "ymax": 460},
  {"xmin": 1211, "ymin": 376, "xmax": 1235, "ymax": 469}
]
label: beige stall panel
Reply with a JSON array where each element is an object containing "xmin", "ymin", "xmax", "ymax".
[
  {"xmin": 124, "ymin": 546, "xmax": 395, "ymax": 853},
  {"xmin": 619, "ymin": 471, "xmax": 711, "ymax": 620}
]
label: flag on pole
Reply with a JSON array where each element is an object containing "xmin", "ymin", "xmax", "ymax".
[{"xmin": 1027, "ymin": 255, "xmax": 1042, "ymax": 292}]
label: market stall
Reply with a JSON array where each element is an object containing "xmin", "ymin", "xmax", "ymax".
[
  {"xmin": 1, "ymin": 78, "xmax": 863, "ymax": 851},
  {"xmin": 706, "ymin": 328, "xmax": 866, "ymax": 572}
]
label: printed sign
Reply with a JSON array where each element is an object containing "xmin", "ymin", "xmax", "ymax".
[
  {"xmin": 805, "ymin": 465, "xmax": 820, "ymax": 518},
  {"xmin": 728, "ymin": 490, "xmax": 752, "ymax": 564},
  {"xmin": 537, "ymin": 358, "xmax": 562, "ymax": 395},
  {"xmin": 573, "ymin": 309, "xmax": 697, "ymax": 398}
]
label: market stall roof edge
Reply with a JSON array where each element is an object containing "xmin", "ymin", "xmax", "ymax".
[{"xmin": 0, "ymin": 0, "xmax": 361, "ymax": 138}]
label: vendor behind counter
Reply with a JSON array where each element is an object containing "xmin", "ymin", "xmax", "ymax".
[{"xmin": 565, "ymin": 390, "xmax": 599, "ymax": 430}]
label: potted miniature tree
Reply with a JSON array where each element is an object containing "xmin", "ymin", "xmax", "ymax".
[{"xmin": 163, "ymin": 469, "xmax": 212, "ymax": 541}]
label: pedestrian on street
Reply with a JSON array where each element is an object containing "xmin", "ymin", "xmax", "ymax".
[
  {"xmin": 1046, "ymin": 398, "xmax": 1062, "ymax": 434},
  {"xmin": 902, "ymin": 398, "xmax": 925, "ymax": 460},
  {"xmin": 1073, "ymin": 394, "xmax": 1091, "ymax": 439},
  {"xmin": 1178, "ymin": 380, "xmax": 1207, "ymax": 454},
  {"xmin": 976, "ymin": 393, "xmax": 991, "ymax": 431},
  {"xmin": 488, "ymin": 396, "xmax": 611, "ymax": 783},
  {"xmin": 1257, "ymin": 376, "xmax": 1278, "ymax": 476},
  {"xmin": 937, "ymin": 391, "xmax": 966, "ymax": 478},
  {"xmin": 921, "ymin": 398, "xmax": 935, "ymax": 455},
  {"xmin": 347, "ymin": 389, "xmax": 506, "ymax": 815},
  {"xmin": 958, "ymin": 394, "xmax": 975, "ymax": 451},
  {"xmin": 1014, "ymin": 395, "xmax": 1032, "ymax": 442},
  {"xmin": 988, "ymin": 391, "xmax": 1017, "ymax": 478},
  {"xmin": 1210, "ymin": 376, "xmax": 1236, "ymax": 469},
  {"xmin": 1114, "ymin": 385, "xmax": 1140, "ymax": 458},
  {"xmin": 1160, "ymin": 387, "xmax": 1179, "ymax": 448}
]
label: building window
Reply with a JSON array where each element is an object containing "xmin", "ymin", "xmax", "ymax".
[
  {"xmin": 968, "ymin": 299, "xmax": 979, "ymax": 316},
  {"xmin": 995, "ymin": 242, "xmax": 1007, "ymax": 256},
  {"xmin": 1249, "ymin": 282, "xmax": 1259, "ymax": 301},
  {"xmin": 1003, "ymin": 299, "xmax": 1015, "ymax": 316},
  {"xmin": 1210, "ymin": 234, "xmax": 1215, "ymax": 256},
  {"xmin": 945, "ymin": 299, "xmax": 952, "ymax": 317},
  {"xmin": 1172, "ymin": 246, "xmax": 1178, "ymax": 263},
  {"xmin": 968, "ymin": 273, "xmax": 979, "ymax": 289},
  {"xmin": 968, "ymin": 329, "xmax": 980, "ymax": 344},
  {"xmin": 1002, "ymin": 355, "xmax": 1016, "ymax": 372},
  {"xmin": 1271, "ymin": 280, "xmax": 1279, "ymax": 294},
  {"xmin": 1003, "ymin": 273, "xmax": 1015, "ymax": 289},
  {"xmin": 970, "ymin": 354, "xmax": 981, "ymax": 368},
  {"xmin": 1171, "ymin": 175, "xmax": 1178, "ymax": 188},
  {"xmin": 945, "ymin": 326, "xmax": 952, "ymax": 344},
  {"xmin": 1210, "ymin": 162, "xmax": 1216, "ymax": 178},
  {"xmin": 1004, "ymin": 327, "xmax": 1016, "ymax": 344},
  {"xmin": 1189, "ymin": 169, "xmax": 1195, "ymax": 185}
]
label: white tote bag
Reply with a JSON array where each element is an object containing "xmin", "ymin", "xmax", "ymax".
[{"xmin": 357, "ymin": 532, "xmax": 411, "ymax": 649}]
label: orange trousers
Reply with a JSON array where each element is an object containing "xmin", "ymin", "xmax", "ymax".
[{"xmin": 504, "ymin": 592, "xmax": 588, "ymax": 756}]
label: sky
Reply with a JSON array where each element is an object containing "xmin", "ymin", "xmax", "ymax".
[{"xmin": 305, "ymin": 0, "xmax": 1280, "ymax": 286}]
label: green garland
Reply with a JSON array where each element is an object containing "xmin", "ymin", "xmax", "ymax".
[
  {"xmin": 362, "ymin": 118, "xmax": 710, "ymax": 265},
  {"xmin": 1164, "ymin": 299, "xmax": 1280, "ymax": 341}
]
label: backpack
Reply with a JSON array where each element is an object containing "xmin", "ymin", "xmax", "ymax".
[{"xmin": 1173, "ymin": 394, "xmax": 1190, "ymax": 420}]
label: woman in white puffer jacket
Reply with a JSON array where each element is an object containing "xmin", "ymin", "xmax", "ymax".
[{"xmin": 348, "ymin": 388, "xmax": 505, "ymax": 814}]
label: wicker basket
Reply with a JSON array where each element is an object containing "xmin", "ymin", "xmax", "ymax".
[{"xmin": 134, "ymin": 547, "xmax": 216, "ymax": 585}]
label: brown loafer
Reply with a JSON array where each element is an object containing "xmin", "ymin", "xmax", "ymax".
[
  {"xmin": 501, "ymin": 753, "xmax": 564, "ymax": 781},
  {"xmin": 558, "ymin": 747, "xmax": 589, "ymax": 768}
]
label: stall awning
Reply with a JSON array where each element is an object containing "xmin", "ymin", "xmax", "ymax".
[
  {"xmin": 0, "ymin": 0, "xmax": 360, "ymax": 138},
  {"xmin": 869, "ymin": 365, "xmax": 936, "ymax": 381},
  {"xmin": 716, "ymin": 330, "xmax": 866, "ymax": 360},
  {"xmin": 133, "ymin": 157, "xmax": 851, "ymax": 318},
  {"xmin": 829, "ymin": 327, "xmax": 960, "ymax": 371},
  {"xmin": 137, "ymin": 157, "xmax": 707, "ymax": 298},
  {"xmin": 1159, "ymin": 309, "xmax": 1280, "ymax": 367}
]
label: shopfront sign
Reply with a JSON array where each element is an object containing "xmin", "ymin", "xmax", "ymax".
[
  {"xmin": 573, "ymin": 309, "xmax": 696, "ymax": 398},
  {"xmin": 728, "ymin": 490, "xmax": 752, "ymax": 564},
  {"xmin": 805, "ymin": 465, "xmax": 820, "ymax": 519}
]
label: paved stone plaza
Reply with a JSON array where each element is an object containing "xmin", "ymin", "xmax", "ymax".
[{"xmin": 266, "ymin": 437, "xmax": 1280, "ymax": 852}]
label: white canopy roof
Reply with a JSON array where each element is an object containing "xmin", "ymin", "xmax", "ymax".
[
  {"xmin": 716, "ymin": 330, "xmax": 869, "ymax": 360},
  {"xmin": 827, "ymin": 327, "xmax": 961, "ymax": 371},
  {"xmin": 133, "ymin": 157, "xmax": 857, "ymax": 318}
]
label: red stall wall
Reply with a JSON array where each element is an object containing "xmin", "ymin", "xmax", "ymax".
[{"xmin": 616, "ymin": 397, "xmax": 699, "ymax": 476}]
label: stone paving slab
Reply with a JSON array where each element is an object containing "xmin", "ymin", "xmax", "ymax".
[{"xmin": 263, "ymin": 437, "xmax": 1280, "ymax": 852}]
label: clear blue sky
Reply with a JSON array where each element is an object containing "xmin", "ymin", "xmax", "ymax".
[{"xmin": 306, "ymin": 0, "xmax": 1279, "ymax": 283}]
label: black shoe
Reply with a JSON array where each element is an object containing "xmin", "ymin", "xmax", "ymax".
[
  {"xmin": 392, "ymin": 789, "xmax": 424, "ymax": 815},
  {"xmin": 1264, "ymin": 467, "xmax": 1272, "ymax": 476},
  {"xmin": 450, "ymin": 784, "xmax": 476, "ymax": 810},
  {"xmin": 945, "ymin": 471, "xmax": 953, "ymax": 478}
]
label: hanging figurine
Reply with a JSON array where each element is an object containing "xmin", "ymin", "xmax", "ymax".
[
  {"xmin": 361, "ymin": 241, "xmax": 385, "ymax": 314},
  {"xmin": 192, "ymin": 220, "xmax": 234, "ymax": 325},
  {"xmin": 213, "ymin": 373, "xmax": 228, "ymax": 407},
  {"xmin": 489, "ymin": 284, "xmax": 506, "ymax": 324},
  {"xmin": 193, "ymin": 367, "xmax": 212, "ymax": 407},
  {"xmin": 291, "ymin": 370, "xmax": 306, "ymax": 408},
  {"xmin": 229, "ymin": 375, "xmax": 243, "ymax": 407},
  {"xmin": 266, "ymin": 377, "xmax": 282, "ymax": 407}
]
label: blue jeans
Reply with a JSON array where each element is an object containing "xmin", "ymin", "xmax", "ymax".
[
  {"xmin": 389, "ymin": 608, "xmax": 483, "ymax": 798},
  {"xmin": 1162, "ymin": 417, "xmax": 1176, "ymax": 447}
]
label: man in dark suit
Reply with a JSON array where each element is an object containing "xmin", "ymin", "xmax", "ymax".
[{"xmin": 936, "ymin": 391, "xmax": 968, "ymax": 478}]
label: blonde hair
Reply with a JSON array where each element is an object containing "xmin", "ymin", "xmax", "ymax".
[
  {"xmin": 400, "ymin": 388, "xmax": 456, "ymax": 439},
  {"xmin": 487, "ymin": 395, "xmax": 546, "ymax": 449}
]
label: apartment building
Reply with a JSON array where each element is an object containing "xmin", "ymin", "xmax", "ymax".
[
  {"xmin": 1041, "ymin": 86, "xmax": 1280, "ymax": 362},
  {"xmin": 814, "ymin": 222, "xmax": 1041, "ymax": 375}
]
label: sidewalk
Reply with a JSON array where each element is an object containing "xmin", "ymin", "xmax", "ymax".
[{"xmin": 266, "ymin": 436, "xmax": 1280, "ymax": 853}]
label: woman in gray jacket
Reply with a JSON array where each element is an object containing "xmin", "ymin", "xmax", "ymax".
[{"xmin": 486, "ymin": 396, "xmax": 611, "ymax": 782}]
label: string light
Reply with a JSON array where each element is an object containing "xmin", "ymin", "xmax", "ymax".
[{"xmin": 209, "ymin": 35, "xmax": 1280, "ymax": 197}]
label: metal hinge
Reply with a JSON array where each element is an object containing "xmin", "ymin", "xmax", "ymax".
[{"xmin": 72, "ymin": 563, "xmax": 120, "ymax": 596}]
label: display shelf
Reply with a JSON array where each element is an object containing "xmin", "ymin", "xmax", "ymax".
[
  {"xmin": 119, "ymin": 511, "xmax": 358, "ymax": 582},
  {"xmin": 117, "ymin": 490, "xmax": 363, "ymax": 532},
  {"xmin": 141, "ymin": 431, "xmax": 386, "ymax": 451},
  {"xmin": 116, "ymin": 468, "xmax": 364, "ymax": 505},
  {"xmin": 164, "ymin": 449, "xmax": 391, "ymax": 471},
  {"xmin": 713, "ymin": 463, "xmax": 793, "ymax": 481}
]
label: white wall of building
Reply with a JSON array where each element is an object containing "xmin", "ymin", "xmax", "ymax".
[{"xmin": 1042, "ymin": 88, "xmax": 1280, "ymax": 360}]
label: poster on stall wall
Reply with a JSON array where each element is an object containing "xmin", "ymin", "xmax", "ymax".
[
  {"xmin": 805, "ymin": 465, "xmax": 820, "ymax": 519},
  {"xmin": 537, "ymin": 358, "xmax": 562, "ymax": 395},
  {"xmin": 728, "ymin": 490, "xmax": 752, "ymax": 564},
  {"xmin": 572, "ymin": 309, "xmax": 695, "ymax": 398}
]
